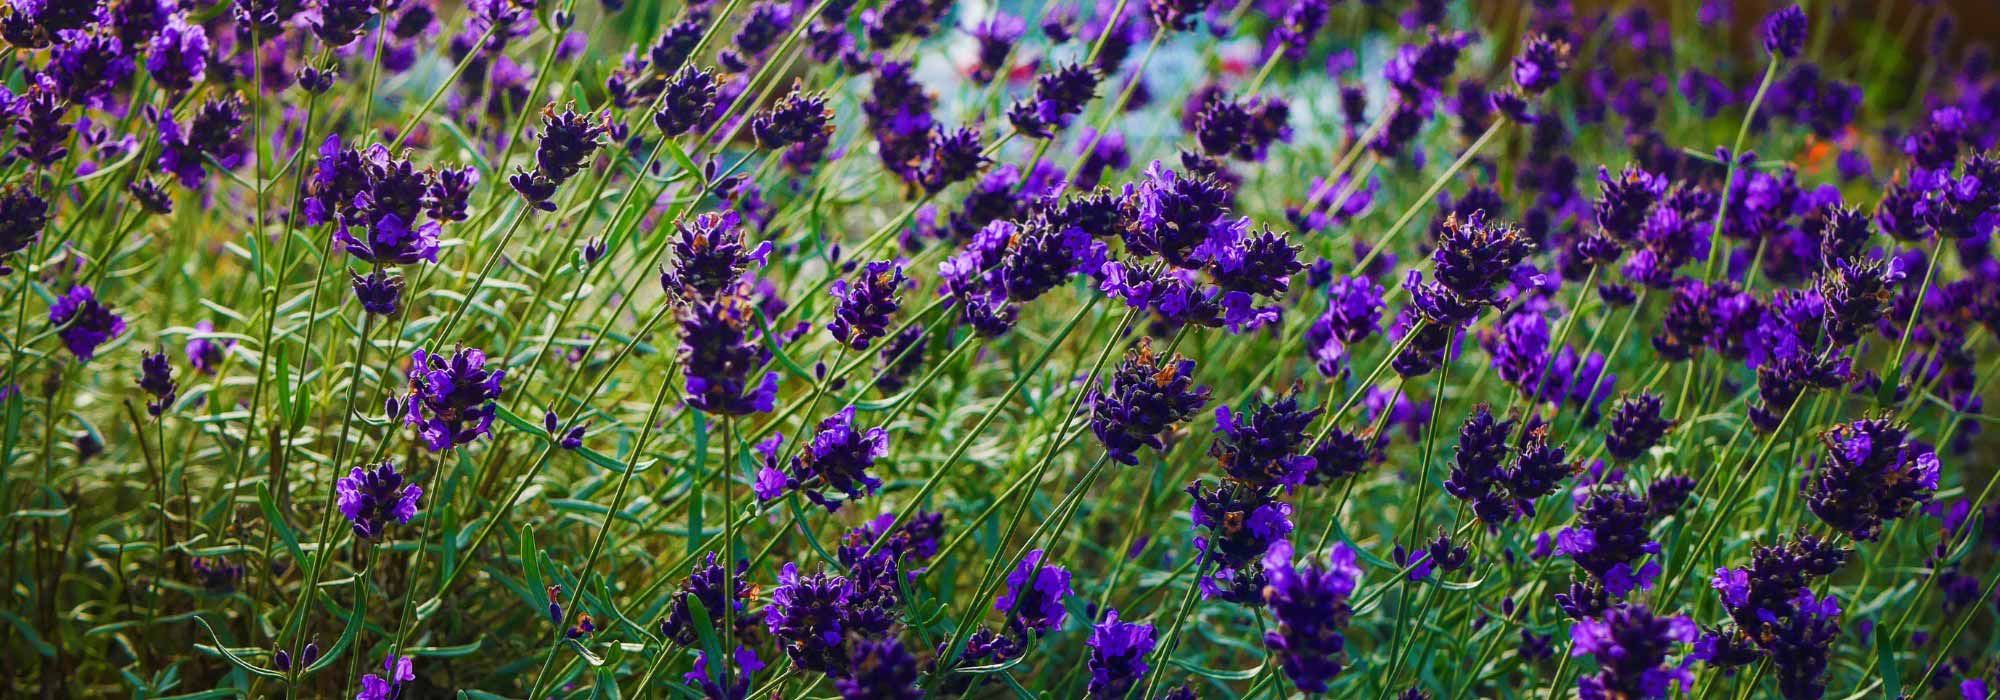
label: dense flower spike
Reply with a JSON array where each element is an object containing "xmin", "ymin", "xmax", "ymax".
[
  {"xmin": 1262, "ymin": 541, "xmax": 1360, "ymax": 693},
  {"xmin": 336, "ymin": 460, "xmax": 422, "ymax": 539},
  {"xmin": 827, "ymin": 261, "xmax": 905, "ymax": 350},
  {"xmin": 511, "ymin": 103, "xmax": 611, "ymax": 211},
  {"xmin": 661, "ymin": 552, "xmax": 753, "ymax": 646},
  {"xmin": 1571, "ymin": 604, "xmax": 1698, "ymax": 700},
  {"xmin": 677, "ymin": 295, "xmax": 780, "ymax": 416},
  {"xmin": 1090, "ymin": 338, "xmax": 1211, "ymax": 465},
  {"xmin": 754, "ymin": 407, "xmax": 888, "ymax": 512},
  {"xmin": 1763, "ymin": 4, "xmax": 1807, "ymax": 59},
  {"xmin": 1604, "ymin": 393, "xmax": 1674, "ymax": 461},
  {"xmin": 0, "ymin": 187, "xmax": 49, "ymax": 276},
  {"xmin": 1804, "ymin": 419, "xmax": 1940, "ymax": 540},
  {"xmin": 661, "ymin": 211, "xmax": 771, "ymax": 299},
  {"xmin": 996, "ymin": 549, "xmax": 1071, "ymax": 634},
  {"xmin": 403, "ymin": 347, "xmax": 506, "ymax": 452},
  {"xmin": 137, "ymin": 350, "xmax": 175, "ymax": 416},
  {"xmin": 1211, "ymin": 393, "xmax": 1319, "ymax": 488},
  {"xmin": 1086, "ymin": 609, "xmax": 1156, "ymax": 699},
  {"xmin": 1008, "ymin": 62, "xmax": 1100, "ymax": 138},
  {"xmin": 49, "ymin": 285, "xmax": 125, "ymax": 361}
]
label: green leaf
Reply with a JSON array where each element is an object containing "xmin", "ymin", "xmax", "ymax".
[
  {"xmin": 192, "ymin": 617, "xmax": 286, "ymax": 679},
  {"xmin": 1170, "ymin": 658, "xmax": 1265, "ymax": 681},
  {"xmin": 1876, "ymin": 621, "xmax": 1901, "ymax": 700},
  {"xmin": 257, "ymin": 483, "xmax": 305, "ymax": 564},
  {"xmin": 406, "ymin": 639, "xmax": 485, "ymax": 658}
]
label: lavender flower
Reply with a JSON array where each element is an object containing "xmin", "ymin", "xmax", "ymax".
[
  {"xmin": 137, "ymin": 350, "xmax": 175, "ymax": 416},
  {"xmin": 968, "ymin": 14, "xmax": 1024, "ymax": 83},
  {"xmin": 1557, "ymin": 489, "xmax": 1663, "ymax": 597},
  {"xmin": 144, "ymin": 15, "xmax": 206, "ymax": 91},
  {"xmin": 357, "ymin": 655, "xmax": 416, "ymax": 700},
  {"xmin": 1445, "ymin": 404, "xmax": 1518, "ymax": 525},
  {"xmin": 402, "ymin": 347, "xmax": 505, "ymax": 452},
  {"xmin": 185, "ymin": 320, "xmax": 228, "ymax": 374},
  {"xmin": 1804, "ymin": 418, "xmax": 1940, "ymax": 540},
  {"xmin": 653, "ymin": 66, "xmax": 719, "ymax": 138},
  {"xmin": 1008, "ymin": 62, "xmax": 1100, "ymax": 138},
  {"xmin": 336, "ymin": 460, "xmax": 422, "ymax": 539},
  {"xmin": 1086, "ymin": 609, "xmax": 1156, "ymax": 699},
  {"xmin": 511, "ymin": 103, "xmax": 610, "ymax": 211},
  {"xmin": 660, "ymin": 211, "xmax": 772, "ymax": 299},
  {"xmin": 828, "ymin": 261, "xmax": 905, "ymax": 350},
  {"xmin": 49, "ymin": 285, "xmax": 125, "ymax": 361},
  {"xmin": 1211, "ymin": 393, "xmax": 1319, "ymax": 488},
  {"xmin": 1512, "ymin": 33, "xmax": 1570, "ymax": 94},
  {"xmin": 1762, "ymin": 5, "xmax": 1807, "ymax": 59},
  {"xmin": 1089, "ymin": 339, "xmax": 1211, "ymax": 465},
  {"xmin": 1261, "ymin": 540, "xmax": 1360, "ymax": 693},
  {"xmin": 1604, "ymin": 393, "xmax": 1674, "ymax": 462},
  {"xmin": 754, "ymin": 407, "xmax": 888, "ymax": 512},
  {"xmin": 1189, "ymin": 478, "xmax": 1293, "ymax": 601},
  {"xmin": 351, "ymin": 270, "xmax": 406, "ymax": 316},
  {"xmin": 0, "ymin": 186, "xmax": 49, "ymax": 276},
  {"xmin": 677, "ymin": 295, "xmax": 780, "ymax": 416},
  {"xmin": 996, "ymin": 549, "xmax": 1071, "ymax": 634},
  {"xmin": 836, "ymin": 637, "xmax": 923, "ymax": 700},
  {"xmin": 1570, "ymin": 604, "xmax": 1697, "ymax": 700}
]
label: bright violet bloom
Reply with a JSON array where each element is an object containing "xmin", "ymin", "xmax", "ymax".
[
  {"xmin": 1089, "ymin": 338, "xmax": 1211, "ymax": 465},
  {"xmin": 1570, "ymin": 604, "xmax": 1698, "ymax": 700},
  {"xmin": 1804, "ymin": 419, "xmax": 1940, "ymax": 540},
  {"xmin": 1261, "ymin": 540, "xmax": 1360, "ymax": 693},
  {"xmin": 403, "ymin": 347, "xmax": 505, "ymax": 452},
  {"xmin": 996, "ymin": 549, "xmax": 1071, "ymax": 634},
  {"xmin": 1086, "ymin": 609, "xmax": 1156, "ymax": 699},
  {"xmin": 676, "ymin": 295, "xmax": 781, "ymax": 416},
  {"xmin": 50, "ymin": 285, "xmax": 126, "ymax": 361},
  {"xmin": 754, "ymin": 407, "xmax": 889, "ymax": 512},
  {"xmin": 336, "ymin": 460, "xmax": 422, "ymax": 539}
]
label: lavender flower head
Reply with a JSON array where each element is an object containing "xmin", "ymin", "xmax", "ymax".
[
  {"xmin": 1008, "ymin": 62, "xmax": 1100, "ymax": 138},
  {"xmin": 827, "ymin": 261, "xmax": 906, "ymax": 350},
  {"xmin": 677, "ymin": 295, "xmax": 781, "ymax": 416},
  {"xmin": 0, "ymin": 186, "xmax": 50, "ymax": 276},
  {"xmin": 1512, "ymin": 33, "xmax": 1570, "ymax": 94},
  {"xmin": 660, "ymin": 211, "xmax": 772, "ymax": 299},
  {"xmin": 336, "ymin": 460, "xmax": 422, "ymax": 539},
  {"xmin": 1763, "ymin": 5, "xmax": 1807, "ymax": 59},
  {"xmin": 996, "ymin": 549, "xmax": 1071, "ymax": 634},
  {"xmin": 1090, "ymin": 338, "xmax": 1211, "ymax": 465},
  {"xmin": 357, "ymin": 655, "xmax": 415, "ymax": 700},
  {"xmin": 49, "ymin": 285, "xmax": 125, "ymax": 361},
  {"xmin": 1570, "ymin": 604, "xmax": 1698, "ymax": 700},
  {"xmin": 1086, "ymin": 609, "xmax": 1157, "ymax": 699},
  {"xmin": 185, "ymin": 319, "xmax": 228, "ymax": 374},
  {"xmin": 1804, "ymin": 418, "xmax": 1940, "ymax": 540},
  {"xmin": 1210, "ymin": 393, "xmax": 1320, "ymax": 488},
  {"xmin": 1604, "ymin": 393, "xmax": 1674, "ymax": 462},
  {"xmin": 511, "ymin": 103, "xmax": 611, "ymax": 211},
  {"xmin": 1188, "ymin": 478, "xmax": 1294, "ymax": 601},
  {"xmin": 403, "ymin": 347, "xmax": 506, "ymax": 452},
  {"xmin": 754, "ymin": 407, "xmax": 889, "ymax": 512},
  {"xmin": 1261, "ymin": 540, "xmax": 1361, "ymax": 693},
  {"xmin": 138, "ymin": 350, "xmax": 176, "ymax": 416},
  {"xmin": 661, "ymin": 551, "xmax": 753, "ymax": 646},
  {"xmin": 836, "ymin": 636, "xmax": 923, "ymax": 700}
]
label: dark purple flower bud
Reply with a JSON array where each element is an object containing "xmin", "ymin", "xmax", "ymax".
[
  {"xmin": 402, "ymin": 346, "xmax": 505, "ymax": 452},
  {"xmin": 969, "ymin": 14, "xmax": 1024, "ymax": 83},
  {"xmin": 1593, "ymin": 165, "xmax": 1667, "ymax": 242},
  {"xmin": 49, "ymin": 285, "xmax": 125, "ymax": 361},
  {"xmin": 997, "ymin": 549, "xmax": 1071, "ymax": 634},
  {"xmin": 138, "ymin": 349, "xmax": 176, "ymax": 416},
  {"xmin": 144, "ymin": 15, "xmax": 207, "ymax": 91},
  {"xmin": 1188, "ymin": 479, "xmax": 1293, "ymax": 598},
  {"xmin": 751, "ymin": 85, "xmax": 834, "ymax": 151},
  {"xmin": 273, "ymin": 649, "xmax": 292, "ymax": 671},
  {"xmin": 184, "ymin": 320, "xmax": 228, "ymax": 375},
  {"xmin": 862, "ymin": 0, "xmax": 947, "ymax": 46},
  {"xmin": 661, "ymin": 211, "xmax": 771, "ymax": 300},
  {"xmin": 1212, "ymin": 393, "xmax": 1319, "ymax": 488},
  {"xmin": 1086, "ymin": 609, "xmax": 1156, "ymax": 699},
  {"xmin": 47, "ymin": 30, "xmax": 134, "ymax": 109},
  {"xmin": 1272, "ymin": 0, "xmax": 1328, "ymax": 60},
  {"xmin": 1122, "ymin": 161, "xmax": 1234, "ymax": 269},
  {"xmin": 719, "ymin": 1, "xmax": 790, "ymax": 71},
  {"xmin": 349, "ymin": 270, "xmax": 405, "ymax": 316},
  {"xmin": 1557, "ymin": 489, "xmax": 1663, "ymax": 597},
  {"xmin": 1604, "ymin": 393, "xmax": 1673, "ymax": 461},
  {"xmin": 0, "ymin": 186, "xmax": 49, "ymax": 276},
  {"xmin": 1646, "ymin": 475, "xmax": 1696, "ymax": 517},
  {"xmin": 1262, "ymin": 541, "xmax": 1359, "ymax": 693},
  {"xmin": 310, "ymin": 0, "xmax": 376, "ymax": 46},
  {"xmin": 1570, "ymin": 604, "xmax": 1699, "ymax": 700},
  {"xmin": 1146, "ymin": 0, "xmax": 1209, "ymax": 31},
  {"xmin": 1445, "ymin": 404, "xmax": 1518, "ymax": 525},
  {"xmin": 1513, "ymin": 33, "xmax": 1570, "ymax": 94},
  {"xmin": 1804, "ymin": 419, "xmax": 1939, "ymax": 540},
  {"xmin": 754, "ymin": 407, "xmax": 887, "ymax": 512},
  {"xmin": 1385, "ymin": 30, "xmax": 1475, "ymax": 98},
  {"xmin": 653, "ymin": 65, "xmax": 718, "ymax": 138},
  {"xmin": 660, "ymin": 552, "xmax": 753, "ymax": 645},
  {"xmin": 919, "ymin": 126, "xmax": 988, "ymax": 193},
  {"xmin": 129, "ymin": 178, "xmax": 173, "ymax": 215},
  {"xmin": 12, "ymin": 86, "xmax": 72, "ymax": 167},
  {"xmin": 1007, "ymin": 62, "xmax": 1100, "ymax": 139},
  {"xmin": 297, "ymin": 63, "xmax": 337, "ymax": 93},
  {"xmin": 827, "ymin": 260, "xmax": 905, "ymax": 350},
  {"xmin": 1709, "ymin": 533, "xmax": 1848, "ymax": 630},
  {"xmin": 335, "ymin": 460, "xmax": 421, "ymax": 539},
  {"xmin": 1763, "ymin": 4, "xmax": 1807, "ymax": 59},
  {"xmin": 424, "ymin": 166, "xmax": 476, "ymax": 223},
  {"xmin": 677, "ymin": 295, "xmax": 780, "ymax": 416},
  {"xmin": 1432, "ymin": 211, "xmax": 1537, "ymax": 306},
  {"xmin": 835, "ymin": 637, "xmax": 922, "ymax": 700},
  {"xmin": 511, "ymin": 103, "xmax": 610, "ymax": 210},
  {"xmin": 189, "ymin": 555, "xmax": 243, "ymax": 592},
  {"xmin": 1089, "ymin": 338, "xmax": 1210, "ymax": 465}
]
